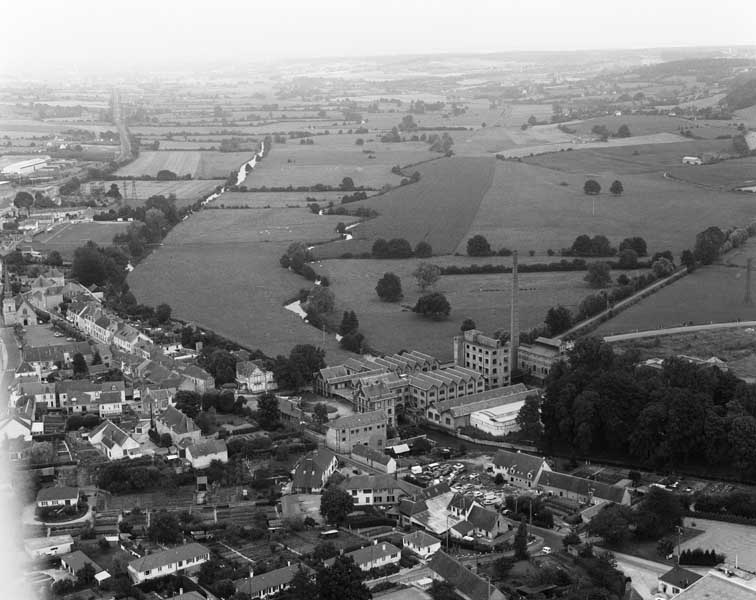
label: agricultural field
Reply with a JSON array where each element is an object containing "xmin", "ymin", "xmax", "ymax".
[
  {"xmin": 31, "ymin": 221, "xmax": 131, "ymax": 258},
  {"xmin": 242, "ymin": 134, "xmax": 436, "ymax": 189},
  {"xmin": 567, "ymin": 114, "xmax": 692, "ymax": 137},
  {"xmin": 318, "ymin": 257, "xmax": 634, "ymax": 360},
  {"xmin": 212, "ymin": 190, "xmax": 344, "ymax": 209},
  {"xmin": 458, "ymin": 159, "xmax": 756, "ymax": 256},
  {"xmin": 498, "ymin": 132, "xmax": 688, "ymax": 159},
  {"xmin": 314, "ymin": 156, "xmax": 495, "ymax": 258},
  {"xmin": 666, "ymin": 156, "xmax": 756, "ymax": 189},
  {"xmin": 92, "ymin": 179, "xmax": 225, "ymax": 207},
  {"xmin": 114, "ymin": 150, "xmax": 255, "ymax": 179},
  {"xmin": 128, "ymin": 209, "xmax": 358, "ymax": 363}
]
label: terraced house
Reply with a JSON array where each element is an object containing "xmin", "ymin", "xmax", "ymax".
[{"xmin": 408, "ymin": 365, "xmax": 484, "ymax": 410}]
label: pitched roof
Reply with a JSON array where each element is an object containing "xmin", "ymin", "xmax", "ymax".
[
  {"xmin": 183, "ymin": 365, "xmax": 213, "ymax": 381},
  {"xmin": 234, "ymin": 564, "xmax": 307, "ymax": 596},
  {"xmin": 128, "ymin": 543, "xmax": 209, "ymax": 573},
  {"xmin": 62, "ymin": 550, "xmax": 104, "ymax": 574},
  {"xmin": 291, "ymin": 449, "xmax": 337, "ymax": 490},
  {"xmin": 449, "ymin": 493, "xmax": 476, "ymax": 513},
  {"xmin": 342, "ymin": 474, "xmax": 403, "ymax": 491},
  {"xmin": 672, "ymin": 572, "xmax": 756, "ymax": 600},
  {"xmin": 451, "ymin": 520, "xmax": 474, "ymax": 536},
  {"xmin": 467, "ymin": 505, "xmax": 500, "ymax": 532},
  {"xmin": 659, "ymin": 565, "xmax": 703, "ymax": 588},
  {"xmin": 492, "ymin": 450, "xmax": 546, "ymax": 479},
  {"xmin": 90, "ymin": 420, "xmax": 131, "ymax": 447},
  {"xmin": 328, "ymin": 410, "xmax": 387, "ymax": 430},
  {"xmin": 188, "ymin": 438, "xmax": 227, "ymax": 458},
  {"xmin": 403, "ymin": 530, "xmax": 440, "ymax": 548},
  {"xmin": 37, "ymin": 486, "xmax": 79, "ymax": 502},
  {"xmin": 346, "ymin": 542, "xmax": 401, "ymax": 567},
  {"xmin": 428, "ymin": 551, "xmax": 505, "ymax": 600},
  {"xmin": 236, "ymin": 360, "xmax": 270, "ymax": 378},
  {"xmin": 537, "ymin": 470, "xmax": 628, "ymax": 504},
  {"xmin": 440, "ymin": 384, "xmax": 533, "ymax": 418},
  {"xmin": 398, "ymin": 498, "xmax": 428, "ymax": 517},
  {"xmin": 351, "ymin": 443, "xmax": 392, "ymax": 465},
  {"xmin": 167, "ymin": 593, "xmax": 205, "ymax": 600},
  {"xmin": 158, "ymin": 406, "xmax": 198, "ymax": 435}
]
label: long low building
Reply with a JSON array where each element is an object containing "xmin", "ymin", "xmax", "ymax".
[
  {"xmin": 468, "ymin": 397, "xmax": 527, "ymax": 436},
  {"xmin": 426, "ymin": 384, "xmax": 535, "ymax": 431},
  {"xmin": 536, "ymin": 470, "xmax": 631, "ymax": 506},
  {"xmin": 127, "ymin": 543, "xmax": 210, "ymax": 583}
]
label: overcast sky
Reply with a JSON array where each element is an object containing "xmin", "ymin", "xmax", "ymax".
[{"xmin": 2, "ymin": 0, "xmax": 756, "ymax": 75}]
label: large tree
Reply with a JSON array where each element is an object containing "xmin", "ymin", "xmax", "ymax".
[
  {"xmin": 413, "ymin": 292, "xmax": 451, "ymax": 320},
  {"xmin": 516, "ymin": 396, "xmax": 543, "ymax": 440},
  {"xmin": 376, "ymin": 272, "xmax": 402, "ymax": 302},
  {"xmin": 610, "ymin": 180, "xmax": 624, "ymax": 195},
  {"xmin": 72, "ymin": 353, "xmax": 88, "ymax": 378},
  {"xmin": 583, "ymin": 179, "xmax": 601, "ymax": 195},
  {"xmin": 414, "ymin": 241, "xmax": 433, "ymax": 258},
  {"xmin": 316, "ymin": 555, "xmax": 370, "ymax": 600},
  {"xmin": 257, "ymin": 393, "xmax": 280, "ymax": 430},
  {"xmin": 307, "ymin": 285, "xmax": 335, "ymax": 314},
  {"xmin": 584, "ymin": 262, "xmax": 612, "ymax": 288},
  {"xmin": 413, "ymin": 262, "xmax": 441, "ymax": 292},
  {"xmin": 320, "ymin": 487, "xmax": 354, "ymax": 524},
  {"xmin": 694, "ymin": 226, "xmax": 725, "ymax": 265},
  {"xmin": 147, "ymin": 511, "xmax": 182, "ymax": 544},
  {"xmin": 13, "ymin": 191, "xmax": 34, "ymax": 210},
  {"xmin": 619, "ymin": 237, "xmax": 647, "ymax": 257},
  {"xmin": 587, "ymin": 504, "xmax": 633, "ymax": 546},
  {"xmin": 545, "ymin": 305, "xmax": 572, "ymax": 336},
  {"xmin": 466, "ymin": 234, "xmax": 492, "ymax": 257},
  {"xmin": 514, "ymin": 518, "xmax": 529, "ymax": 559}
]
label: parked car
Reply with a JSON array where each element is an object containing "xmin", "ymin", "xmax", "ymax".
[{"xmin": 542, "ymin": 546, "xmax": 552, "ymax": 554}]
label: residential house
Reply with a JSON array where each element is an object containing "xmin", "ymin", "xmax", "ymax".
[
  {"xmin": 341, "ymin": 474, "xmax": 418, "ymax": 506},
  {"xmin": 428, "ymin": 551, "xmax": 506, "ymax": 600},
  {"xmin": 234, "ymin": 563, "xmax": 310, "ymax": 599},
  {"xmin": 61, "ymin": 550, "xmax": 109, "ymax": 582},
  {"xmin": 466, "ymin": 505, "xmax": 508, "ymax": 539},
  {"xmin": 491, "ymin": 450, "xmax": 551, "ymax": 489},
  {"xmin": 180, "ymin": 365, "xmax": 215, "ymax": 394},
  {"xmin": 402, "ymin": 530, "xmax": 441, "ymax": 558},
  {"xmin": 127, "ymin": 543, "xmax": 210, "ymax": 583},
  {"xmin": 24, "ymin": 535, "xmax": 74, "ymax": 558},
  {"xmin": 339, "ymin": 542, "xmax": 401, "ymax": 572},
  {"xmin": 36, "ymin": 486, "xmax": 80, "ymax": 508},
  {"xmin": 236, "ymin": 360, "xmax": 277, "ymax": 394},
  {"xmin": 154, "ymin": 406, "xmax": 202, "ymax": 446},
  {"xmin": 325, "ymin": 410, "xmax": 388, "ymax": 453},
  {"xmin": 97, "ymin": 390, "xmax": 123, "ymax": 417},
  {"xmin": 351, "ymin": 443, "xmax": 396, "ymax": 474},
  {"xmin": 16, "ymin": 382, "xmax": 57, "ymax": 409},
  {"xmin": 186, "ymin": 439, "xmax": 229, "ymax": 469},
  {"xmin": 658, "ymin": 566, "xmax": 703, "ymax": 597},
  {"xmin": 113, "ymin": 324, "xmax": 144, "ymax": 354},
  {"xmin": 89, "ymin": 420, "xmax": 141, "ymax": 460},
  {"xmin": 291, "ymin": 448, "xmax": 338, "ymax": 493},
  {"xmin": 536, "ymin": 471, "xmax": 631, "ymax": 506}
]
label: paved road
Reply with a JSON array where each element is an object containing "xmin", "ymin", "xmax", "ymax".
[
  {"xmin": 603, "ymin": 320, "xmax": 756, "ymax": 342},
  {"xmin": 0, "ymin": 325, "xmax": 21, "ymax": 416}
]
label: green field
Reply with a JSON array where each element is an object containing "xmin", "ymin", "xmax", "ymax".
[
  {"xmin": 318, "ymin": 257, "xmax": 642, "ymax": 360},
  {"xmin": 666, "ymin": 156, "xmax": 756, "ymax": 189},
  {"xmin": 212, "ymin": 191, "xmax": 344, "ymax": 208},
  {"xmin": 92, "ymin": 179, "xmax": 225, "ymax": 207},
  {"xmin": 32, "ymin": 221, "xmax": 131, "ymax": 259},
  {"xmin": 128, "ymin": 209, "xmax": 358, "ymax": 362},
  {"xmin": 314, "ymin": 156, "xmax": 495, "ymax": 258},
  {"xmin": 458, "ymin": 159, "xmax": 756, "ymax": 257},
  {"xmin": 114, "ymin": 151, "xmax": 255, "ymax": 179}
]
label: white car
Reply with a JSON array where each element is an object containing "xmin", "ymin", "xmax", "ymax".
[{"xmin": 542, "ymin": 546, "xmax": 552, "ymax": 554}]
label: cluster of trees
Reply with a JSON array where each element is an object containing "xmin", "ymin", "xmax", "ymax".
[
  {"xmin": 695, "ymin": 491, "xmax": 756, "ymax": 519},
  {"xmin": 97, "ymin": 457, "xmax": 192, "ymax": 494},
  {"xmin": 583, "ymin": 179, "xmax": 624, "ymax": 196},
  {"xmin": 372, "ymin": 238, "xmax": 431, "ymax": 259},
  {"xmin": 542, "ymin": 337, "xmax": 756, "ymax": 476},
  {"xmin": 272, "ymin": 344, "xmax": 326, "ymax": 391},
  {"xmin": 413, "ymin": 292, "xmax": 451, "ymax": 320},
  {"xmin": 679, "ymin": 548, "xmax": 726, "ymax": 566},
  {"xmin": 465, "ymin": 234, "xmax": 513, "ymax": 257},
  {"xmin": 591, "ymin": 123, "xmax": 632, "ymax": 140},
  {"xmin": 587, "ymin": 487, "xmax": 683, "ymax": 546},
  {"xmin": 274, "ymin": 555, "xmax": 371, "ymax": 600},
  {"xmin": 280, "ymin": 242, "xmax": 324, "ymax": 283},
  {"xmin": 338, "ymin": 310, "xmax": 364, "ymax": 353}
]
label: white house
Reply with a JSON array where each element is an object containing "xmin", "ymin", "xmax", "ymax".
[
  {"xmin": 491, "ymin": 449, "xmax": 551, "ymax": 489},
  {"xmin": 185, "ymin": 439, "xmax": 228, "ymax": 470},
  {"xmin": 89, "ymin": 420, "xmax": 142, "ymax": 460},
  {"xmin": 127, "ymin": 543, "xmax": 210, "ymax": 583},
  {"xmin": 341, "ymin": 474, "xmax": 416, "ymax": 506},
  {"xmin": 234, "ymin": 563, "xmax": 310, "ymax": 599},
  {"xmin": 24, "ymin": 535, "xmax": 74, "ymax": 558},
  {"xmin": 96, "ymin": 390, "xmax": 123, "ymax": 418},
  {"xmin": 0, "ymin": 415, "xmax": 33, "ymax": 441},
  {"xmin": 403, "ymin": 530, "xmax": 441, "ymax": 558},
  {"xmin": 334, "ymin": 542, "xmax": 401, "ymax": 572},
  {"xmin": 236, "ymin": 360, "xmax": 277, "ymax": 394},
  {"xmin": 36, "ymin": 486, "xmax": 80, "ymax": 508}
]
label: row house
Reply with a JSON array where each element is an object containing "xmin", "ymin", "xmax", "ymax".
[
  {"xmin": 113, "ymin": 323, "xmax": 143, "ymax": 354},
  {"xmin": 408, "ymin": 366, "xmax": 484, "ymax": 410}
]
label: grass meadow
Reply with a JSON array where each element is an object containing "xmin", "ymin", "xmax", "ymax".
[
  {"xmin": 93, "ymin": 179, "xmax": 225, "ymax": 207},
  {"xmin": 114, "ymin": 151, "xmax": 255, "ymax": 179},
  {"xmin": 666, "ymin": 156, "xmax": 756, "ymax": 189},
  {"xmin": 32, "ymin": 221, "xmax": 131, "ymax": 258}
]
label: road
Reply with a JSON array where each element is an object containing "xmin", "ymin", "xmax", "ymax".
[
  {"xmin": 111, "ymin": 88, "xmax": 133, "ymax": 164},
  {"xmin": 603, "ymin": 320, "xmax": 756, "ymax": 342},
  {"xmin": 0, "ymin": 325, "xmax": 21, "ymax": 416}
]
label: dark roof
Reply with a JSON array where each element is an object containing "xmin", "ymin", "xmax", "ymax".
[
  {"xmin": 128, "ymin": 543, "xmax": 209, "ymax": 573},
  {"xmin": 435, "ymin": 383, "xmax": 528, "ymax": 413},
  {"xmin": 62, "ymin": 550, "xmax": 104, "ymax": 574},
  {"xmin": 467, "ymin": 505, "xmax": 500, "ymax": 532},
  {"xmin": 188, "ymin": 438, "xmax": 227, "ymax": 458},
  {"xmin": 403, "ymin": 530, "xmax": 440, "ymax": 548},
  {"xmin": 428, "ymin": 551, "xmax": 505, "ymax": 600},
  {"xmin": 291, "ymin": 449, "xmax": 337, "ymax": 490},
  {"xmin": 659, "ymin": 565, "xmax": 703, "ymax": 589},
  {"xmin": 416, "ymin": 481, "xmax": 452, "ymax": 500},
  {"xmin": 37, "ymin": 486, "xmax": 79, "ymax": 502},
  {"xmin": 234, "ymin": 564, "xmax": 307, "ymax": 595},
  {"xmin": 398, "ymin": 498, "xmax": 428, "ymax": 516},
  {"xmin": 492, "ymin": 450, "xmax": 547, "ymax": 479},
  {"xmin": 451, "ymin": 520, "xmax": 474, "ymax": 536},
  {"xmin": 158, "ymin": 406, "xmax": 198, "ymax": 435},
  {"xmin": 537, "ymin": 470, "xmax": 628, "ymax": 504},
  {"xmin": 351, "ymin": 443, "xmax": 392, "ymax": 465},
  {"xmin": 449, "ymin": 493, "xmax": 476, "ymax": 513},
  {"xmin": 347, "ymin": 542, "xmax": 401, "ymax": 567},
  {"xmin": 90, "ymin": 420, "xmax": 131, "ymax": 447}
]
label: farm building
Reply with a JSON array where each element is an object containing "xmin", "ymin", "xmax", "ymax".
[
  {"xmin": 290, "ymin": 448, "xmax": 338, "ymax": 493},
  {"xmin": 491, "ymin": 450, "xmax": 550, "ymax": 489},
  {"xmin": 325, "ymin": 410, "xmax": 387, "ymax": 453},
  {"xmin": 536, "ymin": 471, "xmax": 631, "ymax": 506},
  {"xmin": 127, "ymin": 543, "xmax": 210, "ymax": 583},
  {"xmin": 351, "ymin": 443, "xmax": 396, "ymax": 473}
]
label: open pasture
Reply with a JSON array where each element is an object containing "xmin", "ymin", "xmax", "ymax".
[
  {"xmin": 32, "ymin": 221, "xmax": 130, "ymax": 258},
  {"xmin": 522, "ymin": 138, "xmax": 733, "ymax": 175},
  {"xmin": 458, "ymin": 159, "xmax": 756, "ymax": 256},
  {"xmin": 213, "ymin": 191, "xmax": 344, "ymax": 208},
  {"xmin": 95, "ymin": 179, "xmax": 225, "ymax": 207},
  {"xmin": 128, "ymin": 209, "xmax": 357, "ymax": 362},
  {"xmin": 666, "ymin": 156, "xmax": 756, "ymax": 189},
  {"xmin": 568, "ymin": 114, "xmax": 691, "ymax": 137},
  {"xmin": 318, "ymin": 258, "xmax": 614, "ymax": 360},
  {"xmin": 313, "ymin": 156, "xmax": 495, "ymax": 258},
  {"xmin": 498, "ymin": 132, "xmax": 687, "ymax": 159},
  {"xmin": 115, "ymin": 151, "xmax": 202, "ymax": 178}
]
